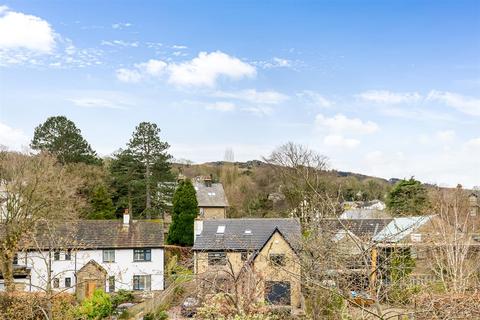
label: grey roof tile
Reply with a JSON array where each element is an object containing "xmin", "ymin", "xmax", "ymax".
[
  {"xmin": 194, "ymin": 182, "xmax": 229, "ymax": 207},
  {"xmin": 193, "ymin": 218, "xmax": 300, "ymax": 251}
]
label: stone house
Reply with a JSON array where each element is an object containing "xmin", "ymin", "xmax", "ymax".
[
  {"xmin": 0, "ymin": 212, "xmax": 165, "ymax": 299},
  {"xmin": 193, "ymin": 176, "xmax": 229, "ymax": 219},
  {"xmin": 192, "ymin": 218, "xmax": 303, "ymax": 313}
]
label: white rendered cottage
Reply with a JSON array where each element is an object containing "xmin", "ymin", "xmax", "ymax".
[{"xmin": 0, "ymin": 212, "xmax": 165, "ymax": 299}]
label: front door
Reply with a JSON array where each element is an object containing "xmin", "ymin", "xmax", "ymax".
[{"xmin": 85, "ymin": 281, "xmax": 97, "ymax": 298}]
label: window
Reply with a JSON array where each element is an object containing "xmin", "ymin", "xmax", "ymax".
[
  {"xmin": 65, "ymin": 249, "xmax": 72, "ymax": 261},
  {"xmin": 53, "ymin": 250, "xmax": 60, "ymax": 261},
  {"xmin": 216, "ymin": 225, "xmax": 225, "ymax": 234},
  {"xmin": 269, "ymin": 254, "xmax": 286, "ymax": 266},
  {"xmin": 208, "ymin": 252, "xmax": 227, "ymax": 265},
  {"xmin": 13, "ymin": 254, "xmax": 18, "ymax": 265},
  {"xmin": 53, "ymin": 278, "xmax": 60, "ymax": 289},
  {"xmin": 133, "ymin": 249, "xmax": 151, "ymax": 262},
  {"xmin": 133, "ymin": 275, "xmax": 151, "ymax": 291},
  {"xmin": 108, "ymin": 276, "xmax": 115, "ymax": 293},
  {"xmin": 265, "ymin": 281, "xmax": 291, "ymax": 305},
  {"xmin": 65, "ymin": 277, "xmax": 71, "ymax": 288},
  {"xmin": 103, "ymin": 249, "xmax": 115, "ymax": 263}
]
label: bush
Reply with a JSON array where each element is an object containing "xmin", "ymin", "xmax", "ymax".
[
  {"xmin": 0, "ymin": 292, "xmax": 77, "ymax": 320},
  {"xmin": 76, "ymin": 289, "xmax": 113, "ymax": 319},
  {"xmin": 111, "ymin": 289, "xmax": 134, "ymax": 307},
  {"xmin": 144, "ymin": 310, "xmax": 169, "ymax": 320}
]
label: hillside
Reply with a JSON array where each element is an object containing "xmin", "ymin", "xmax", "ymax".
[{"xmin": 172, "ymin": 160, "xmax": 394, "ymax": 218}]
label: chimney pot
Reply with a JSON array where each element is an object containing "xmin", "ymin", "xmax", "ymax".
[{"xmin": 123, "ymin": 209, "xmax": 130, "ymax": 225}]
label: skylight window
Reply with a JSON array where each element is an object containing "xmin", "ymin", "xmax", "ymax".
[
  {"xmin": 216, "ymin": 225, "xmax": 225, "ymax": 234},
  {"xmin": 244, "ymin": 229, "xmax": 252, "ymax": 235},
  {"xmin": 208, "ymin": 192, "xmax": 216, "ymax": 196}
]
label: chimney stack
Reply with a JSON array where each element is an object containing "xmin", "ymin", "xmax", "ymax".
[
  {"xmin": 194, "ymin": 219, "xmax": 204, "ymax": 242},
  {"xmin": 123, "ymin": 208, "xmax": 130, "ymax": 225}
]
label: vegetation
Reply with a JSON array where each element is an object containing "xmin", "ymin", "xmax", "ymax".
[
  {"xmin": 110, "ymin": 122, "xmax": 174, "ymax": 218},
  {"xmin": 386, "ymin": 177, "xmax": 429, "ymax": 216},
  {"xmin": 167, "ymin": 179, "xmax": 198, "ymax": 246},
  {"xmin": 75, "ymin": 289, "xmax": 113, "ymax": 319},
  {"xmin": 30, "ymin": 116, "xmax": 100, "ymax": 165},
  {"xmin": 0, "ymin": 152, "xmax": 84, "ymax": 293}
]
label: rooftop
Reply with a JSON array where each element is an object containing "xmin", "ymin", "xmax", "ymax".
[{"xmin": 193, "ymin": 218, "xmax": 301, "ymax": 251}]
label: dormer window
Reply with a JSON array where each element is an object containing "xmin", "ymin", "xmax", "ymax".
[{"xmin": 216, "ymin": 225, "xmax": 225, "ymax": 234}]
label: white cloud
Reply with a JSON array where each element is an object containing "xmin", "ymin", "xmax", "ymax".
[
  {"xmin": 436, "ymin": 130, "xmax": 456, "ymax": 143},
  {"xmin": 172, "ymin": 44, "xmax": 187, "ymax": 50},
  {"xmin": 426, "ymin": 90, "xmax": 480, "ymax": 116},
  {"xmin": 117, "ymin": 52, "xmax": 256, "ymax": 87},
  {"xmin": 323, "ymin": 134, "xmax": 360, "ymax": 148},
  {"xmin": 0, "ymin": 121, "xmax": 29, "ymax": 151},
  {"xmin": 167, "ymin": 51, "xmax": 256, "ymax": 87},
  {"xmin": 298, "ymin": 90, "xmax": 332, "ymax": 108},
  {"xmin": 254, "ymin": 57, "xmax": 299, "ymax": 69},
  {"xmin": 116, "ymin": 68, "xmax": 142, "ymax": 83},
  {"xmin": 465, "ymin": 137, "xmax": 480, "ymax": 150},
  {"xmin": 213, "ymin": 89, "xmax": 288, "ymax": 105},
  {"xmin": 112, "ymin": 22, "xmax": 132, "ymax": 29},
  {"xmin": 136, "ymin": 59, "xmax": 167, "ymax": 77},
  {"xmin": 357, "ymin": 90, "xmax": 421, "ymax": 104},
  {"xmin": 69, "ymin": 98, "xmax": 127, "ymax": 110},
  {"xmin": 101, "ymin": 40, "xmax": 138, "ymax": 47},
  {"xmin": 206, "ymin": 102, "xmax": 236, "ymax": 112},
  {"xmin": 315, "ymin": 114, "xmax": 379, "ymax": 135},
  {"xmin": 0, "ymin": 6, "xmax": 55, "ymax": 53},
  {"xmin": 242, "ymin": 105, "xmax": 274, "ymax": 116}
]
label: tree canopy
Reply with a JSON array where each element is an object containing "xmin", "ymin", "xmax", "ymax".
[
  {"xmin": 167, "ymin": 179, "xmax": 198, "ymax": 246},
  {"xmin": 30, "ymin": 116, "xmax": 100, "ymax": 165},
  {"xmin": 110, "ymin": 122, "xmax": 173, "ymax": 218},
  {"xmin": 386, "ymin": 177, "xmax": 429, "ymax": 216}
]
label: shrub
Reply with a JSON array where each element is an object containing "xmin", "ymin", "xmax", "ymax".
[
  {"xmin": 144, "ymin": 310, "xmax": 169, "ymax": 320},
  {"xmin": 76, "ymin": 289, "xmax": 113, "ymax": 319},
  {"xmin": 111, "ymin": 289, "xmax": 134, "ymax": 307},
  {"xmin": 0, "ymin": 292, "xmax": 77, "ymax": 320}
]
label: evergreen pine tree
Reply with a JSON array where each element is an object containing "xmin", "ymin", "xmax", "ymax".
[
  {"xmin": 167, "ymin": 180, "xmax": 198, "ymax": 246},
  {"xmin": 386, "ymin": 177, "xmax": 429, "ymax": 216},
  {"xmin": 31, "ymin": 116, "xmax": 100, "ymax": 165},
  {"xmin": 88, "ymin": 185, "xmax": 116, "ymax": 219}
]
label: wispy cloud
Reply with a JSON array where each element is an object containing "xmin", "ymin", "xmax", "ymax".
[
  {"xmin": 112, "ymin": 22, "xmax": 132, "ymax": 29},
  {"xmin": 297, "ymin": 90, "xmax": 332, "ymax": 108},
  {"xmin": 213, "ymin": 89, "xmax": 288, "ymax": 105},
  {"xmin": 426, "ymin": 90, "xmax": 480, "ymax": 116},
  {"xmin": 101, "ymin": 40, "xmax": 139, "ymax": 47},
  {"xmin": 357, "ymin": 90, "xmax": 422, "ymax": 104},
  {"xmin": 315, "ymin": 113, "xmax": 379, "ymax": 135},
  {"xmin": 206, "ymin": 101, "xmax": 236, "ymax": 112},
  {"xmin": 68, "ymin": 98, "xmax": 128, "ymax": 110}
]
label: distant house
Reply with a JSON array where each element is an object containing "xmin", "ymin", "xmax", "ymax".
[
  {"xmin": 192, "ymin": 218, "xmax": 303, "ymax": 313},
  {"xmin": 0, "ymin": 212, "xmax": 165, "ymax": 299},
  {"xmin": 193, "ymin": 176, "xmax": 229, "ymax": 219}
]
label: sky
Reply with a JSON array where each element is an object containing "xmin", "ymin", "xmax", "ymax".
[{"xmin": 0, "ymin": 0, "xmax": 479, "ymax": 187}]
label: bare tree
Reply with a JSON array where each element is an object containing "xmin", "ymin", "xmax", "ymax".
[
  {"xmin": 0, "ymin": 152, "xmax": 84, "ymax": 292},
  {"xmin": 263, "ymin": 142, "xmax": 339, "ymax": 225}
]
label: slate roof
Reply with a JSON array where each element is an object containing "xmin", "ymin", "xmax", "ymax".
[
  {"xmin": 372, "ymin": 216, "xmax": 433, "ymax": 243},
  {"xmin": 322, "ymin": 218, "xmax": 393, "ymax": 240},
  {"xmin": 4, "ymin": 220, "xmax": 164, "ymax": 250},
  {"xmin": 194, "ymin": 182, "xmax": 229, "ymax": 207},
  {"xmin": 192, "ymin": 218, "xmax": 301, "ymax": 251}
]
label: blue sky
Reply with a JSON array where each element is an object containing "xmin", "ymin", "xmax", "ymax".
[{"xmin": 0, "ymin": 0, "xmax": 479, "ymax": 187}]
